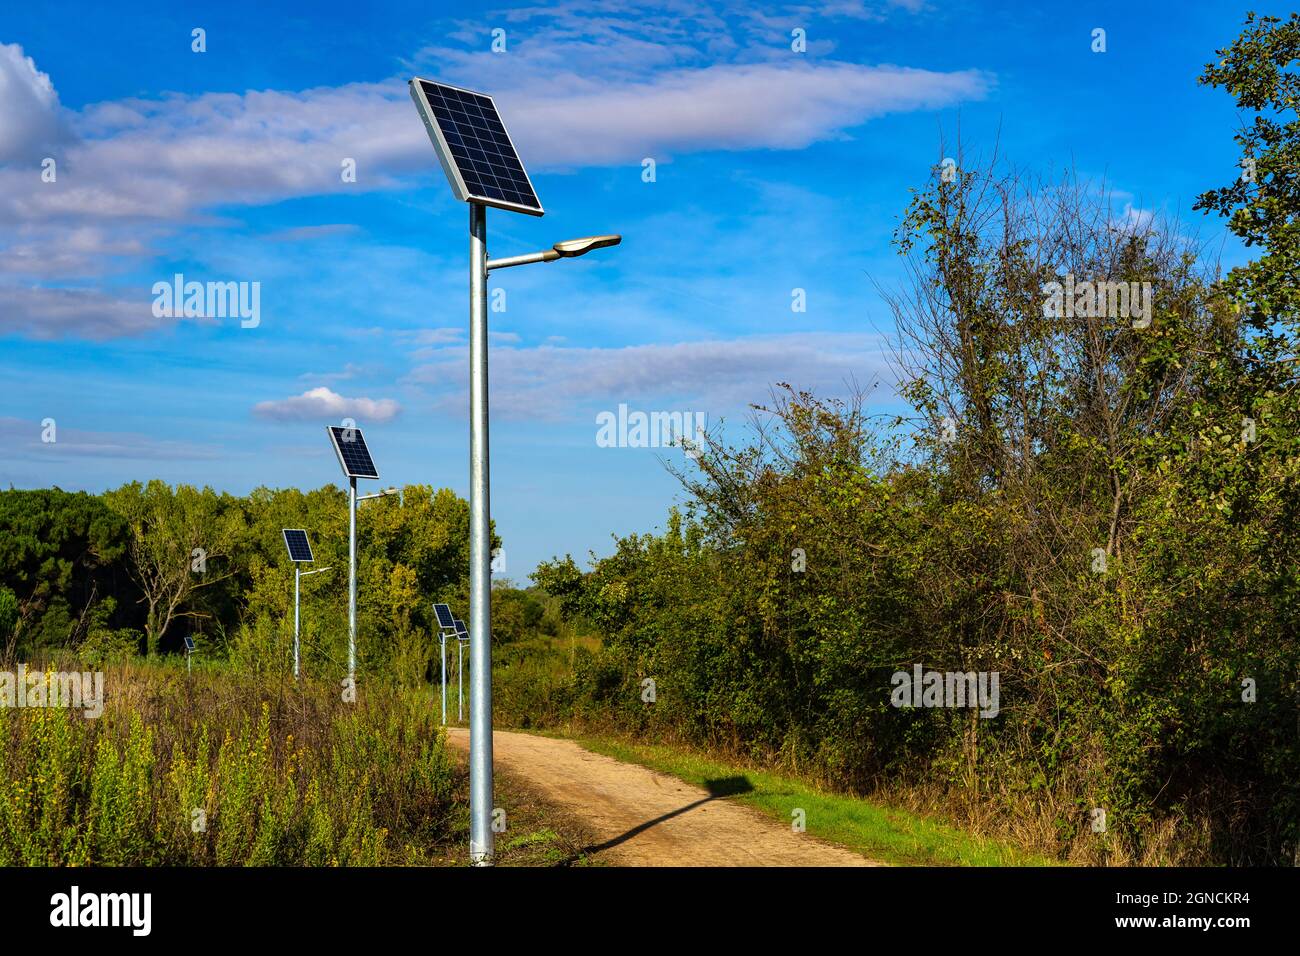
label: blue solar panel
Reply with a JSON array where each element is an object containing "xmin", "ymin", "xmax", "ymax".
[
  {"xmin": 327, "ymin": 425, "xmax": 379, "ymax": 479},
  {"xmin": 283, "ymin": 529, "xmax": 313, "ymax": 563},
  {"xmin": 434, "ymin": 603, "xmax": 456, "ymax": 629},
  {"xmin": 410, "ymin": 78, "xmax": 544, "ymax": 217},
  {"xmin": 453, "ymin": 619, "xmax": 468, "ymax": 638}
]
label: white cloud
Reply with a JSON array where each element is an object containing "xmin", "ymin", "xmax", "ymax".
[
  {"xmin": 252, "ymin": 387, "xmax": 402, "ymax": 423},
  {"xmin": 0, "ymin": 42, "xmax": 73, "ymax": 163},
  {"xmin": 0, "ymin": 18, "xmax": 989, "ymax": 337},
  {"xmin": 2, "ymin": 224, "xmax": 154, "ymax": 278},
  {"xmin": 496, "ymin": 61, "xmax": 990, "ymax": 166},
  {"xmin": 1113, "ymin": 202, "xmax": 1157, "ymax": 235},
  {"xmin": 406, "ymin": 332, "xmax": 889, "ymax": 419},
  {"xmin": 0, "ymin": 55, "xmax": 986, "ymax": 234},
  {"xmin": 0, "ymin": 285, "xmax": 171, "ymax": 339}
]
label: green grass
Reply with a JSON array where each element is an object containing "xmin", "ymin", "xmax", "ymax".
[
  {"xmin": 497, "ymin": 826, "xmax": 598, "ymax": 866},
  {"xmin": 568, "ymin": 734, "xmax": 1058, "ymax": 867}
]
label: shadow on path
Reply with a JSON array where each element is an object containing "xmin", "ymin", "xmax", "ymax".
[{"xmin": 560, "ymin": 775, "xmax": 754, "ymax": 866}]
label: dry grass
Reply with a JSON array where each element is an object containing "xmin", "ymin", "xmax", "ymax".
[{"xmin": 0, "ymin": 660, "xmax": 460, "ymax": 865}]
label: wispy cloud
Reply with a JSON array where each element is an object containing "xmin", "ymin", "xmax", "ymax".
[
  {"xmin": 0, "ymin": 14, "xmax": 988, "ymax": 329},
  {"xmin": 488, "ymin": 62, "xmax": 990, "ymax": 167},
  {"xmin": 252, "ymin": 387, "xmax": 402, "ymax": 423},
  {"xmin": 1, "ymin": 48, "xmax": 986, "ymax": 232},
  {"xmin": 297, "ymin": 362, "xmax": 377, "ymax": 384},
  {"xmin": 406, "ymin": 331, "xmax": 889, "ymax": 419},
  {"xmin": 0, "ymin": 416, "xmax": 219, "ymax": 461},
  {"xmin": 1, "ymin": 285, "xmax": 171, "ymax": 339},
  {"xmin": 262, "ymin": 224, "xmax": 361, "ymax": 242}
]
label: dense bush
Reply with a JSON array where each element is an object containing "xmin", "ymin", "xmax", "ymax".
[{"xmin": 525, "ymin": 16, "xmax": 1300, "ymax": 865}]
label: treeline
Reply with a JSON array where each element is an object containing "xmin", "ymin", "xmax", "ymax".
[
  {"xmin": 529, "ymin": 15, "xmax": 1300, "ymax": 865},
  {"xmin": 0, "ymin": 480, "xmax": 543, "ymax": 683}
]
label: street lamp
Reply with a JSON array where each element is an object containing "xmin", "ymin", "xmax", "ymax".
[
  {"xmin": 410, "ymin": 77, "xmax": 622, "ymax": 865},
  {"xmin": 433, "ymin": 603, "xmax": 457, "ymax": 726},
  {"xmin": 327, "ymin": 424, "xmax": 397, "ymax": 686},
  {"xmin": 282, "ymin": 529, "xmax": 332, "ymax": 680}
]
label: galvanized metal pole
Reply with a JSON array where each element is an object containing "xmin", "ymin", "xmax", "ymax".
[
  {"xmin": 468, "ymin": 201, "xmax": 494, "ymax": 865},
  {"xmin": 294, "ymin": 565, "xmax": 301, "ymax": 679},
  {"xmin": 348, "ymin": 476, "xmax": 357, "ymax": 685},
  {"xmin": 440, "ymin": 633, "xmax": 447, "ymax": 725}
]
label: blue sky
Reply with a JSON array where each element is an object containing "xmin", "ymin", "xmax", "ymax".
[{"xmin": 0, "ymin": 0, "xmax": 1268, "ymax": 577}]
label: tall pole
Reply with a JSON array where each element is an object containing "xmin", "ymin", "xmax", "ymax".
[
  {"xmin": 468, "ymin": 201, "xmax": 494, "ymax": 865},
  {"xmin": 293, "ymin": 565, "xmax": 301, "ymax": 679},
  {"xmin": 348, "ymin": 476, "xmax": 357, "ymax": 685},
  {"xmin": 440, "ymin": 634, "xmax": 447, "ymax": 725}
]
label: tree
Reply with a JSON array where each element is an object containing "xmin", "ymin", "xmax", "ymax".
[
  {"xmin": 103, "ymin": 481, "xmax": 245, "ymax": 657},
  {"xmin": 0, "ymin": 489, "xmax": 130, "ymax": 659},
  {"xmin": 1195, "ymin": 12, "xmax": 1300, "ymax": 360}
]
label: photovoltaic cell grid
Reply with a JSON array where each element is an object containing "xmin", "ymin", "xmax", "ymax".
[
  {"xmin": 434, "ymin": 603, "xmax": 456, "ymax": 629},
  {"xmin": 414, "ymin": 80, "xmax": 543, "ymax": 215},
  {"xmin": 454, "ymin": 619, "xmax": 468, "ymax": 638},
  {"xmin": 283, "ymin": 529, "xmax": 313, "ymax": 563},
  {"xmin": 327, "ymin": 426, "xmax": 379, "ymax": 479}
]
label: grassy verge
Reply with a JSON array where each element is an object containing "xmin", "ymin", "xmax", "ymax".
[
  {"xmin": 566, "ymin": 733, "xmax": 1057, "ymax": 867},
  {"xmin": 484, "ymin": 763, "xmax": 604, "ymax": 867}
]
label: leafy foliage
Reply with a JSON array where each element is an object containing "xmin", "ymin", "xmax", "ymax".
[{"xmin": 525, "ymin": 15, "xmax": 1300, "ymax": 864}]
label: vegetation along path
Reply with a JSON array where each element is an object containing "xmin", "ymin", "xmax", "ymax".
[{"xmin": 445, "ymin": 729, "xmax": 879, "ymax": 866}]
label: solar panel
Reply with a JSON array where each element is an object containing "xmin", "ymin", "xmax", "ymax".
[
  {"xmin": 409, "ymin": 78, "xmax": 544, "ymax": 217},
  {"xmin": 283, "ymin": 529, "xmax": 314, "ymax": 563},
  {"xmin": 453, "ymin": 619, "xmax": 468, "ymax": 638},
  {"xmin": 327, "ymin": 425, "xmax": 379, "ymax": 479},
  {"xmin": 183, "ymin": 635, "xmax": 196, "ymax": 652},
  {"xmin": 434, "ymin": 603, "xmax": 456, "ymax": 630}
]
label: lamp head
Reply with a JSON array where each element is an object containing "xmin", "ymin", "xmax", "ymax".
[{"xmin": 552, "ymin": 235, "xmax": 621, "ymax": 258}]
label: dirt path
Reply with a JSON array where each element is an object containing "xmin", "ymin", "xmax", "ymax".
[{"xmin": 445, "ymin": 728, "xmax": 880, "ymax": 866}]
